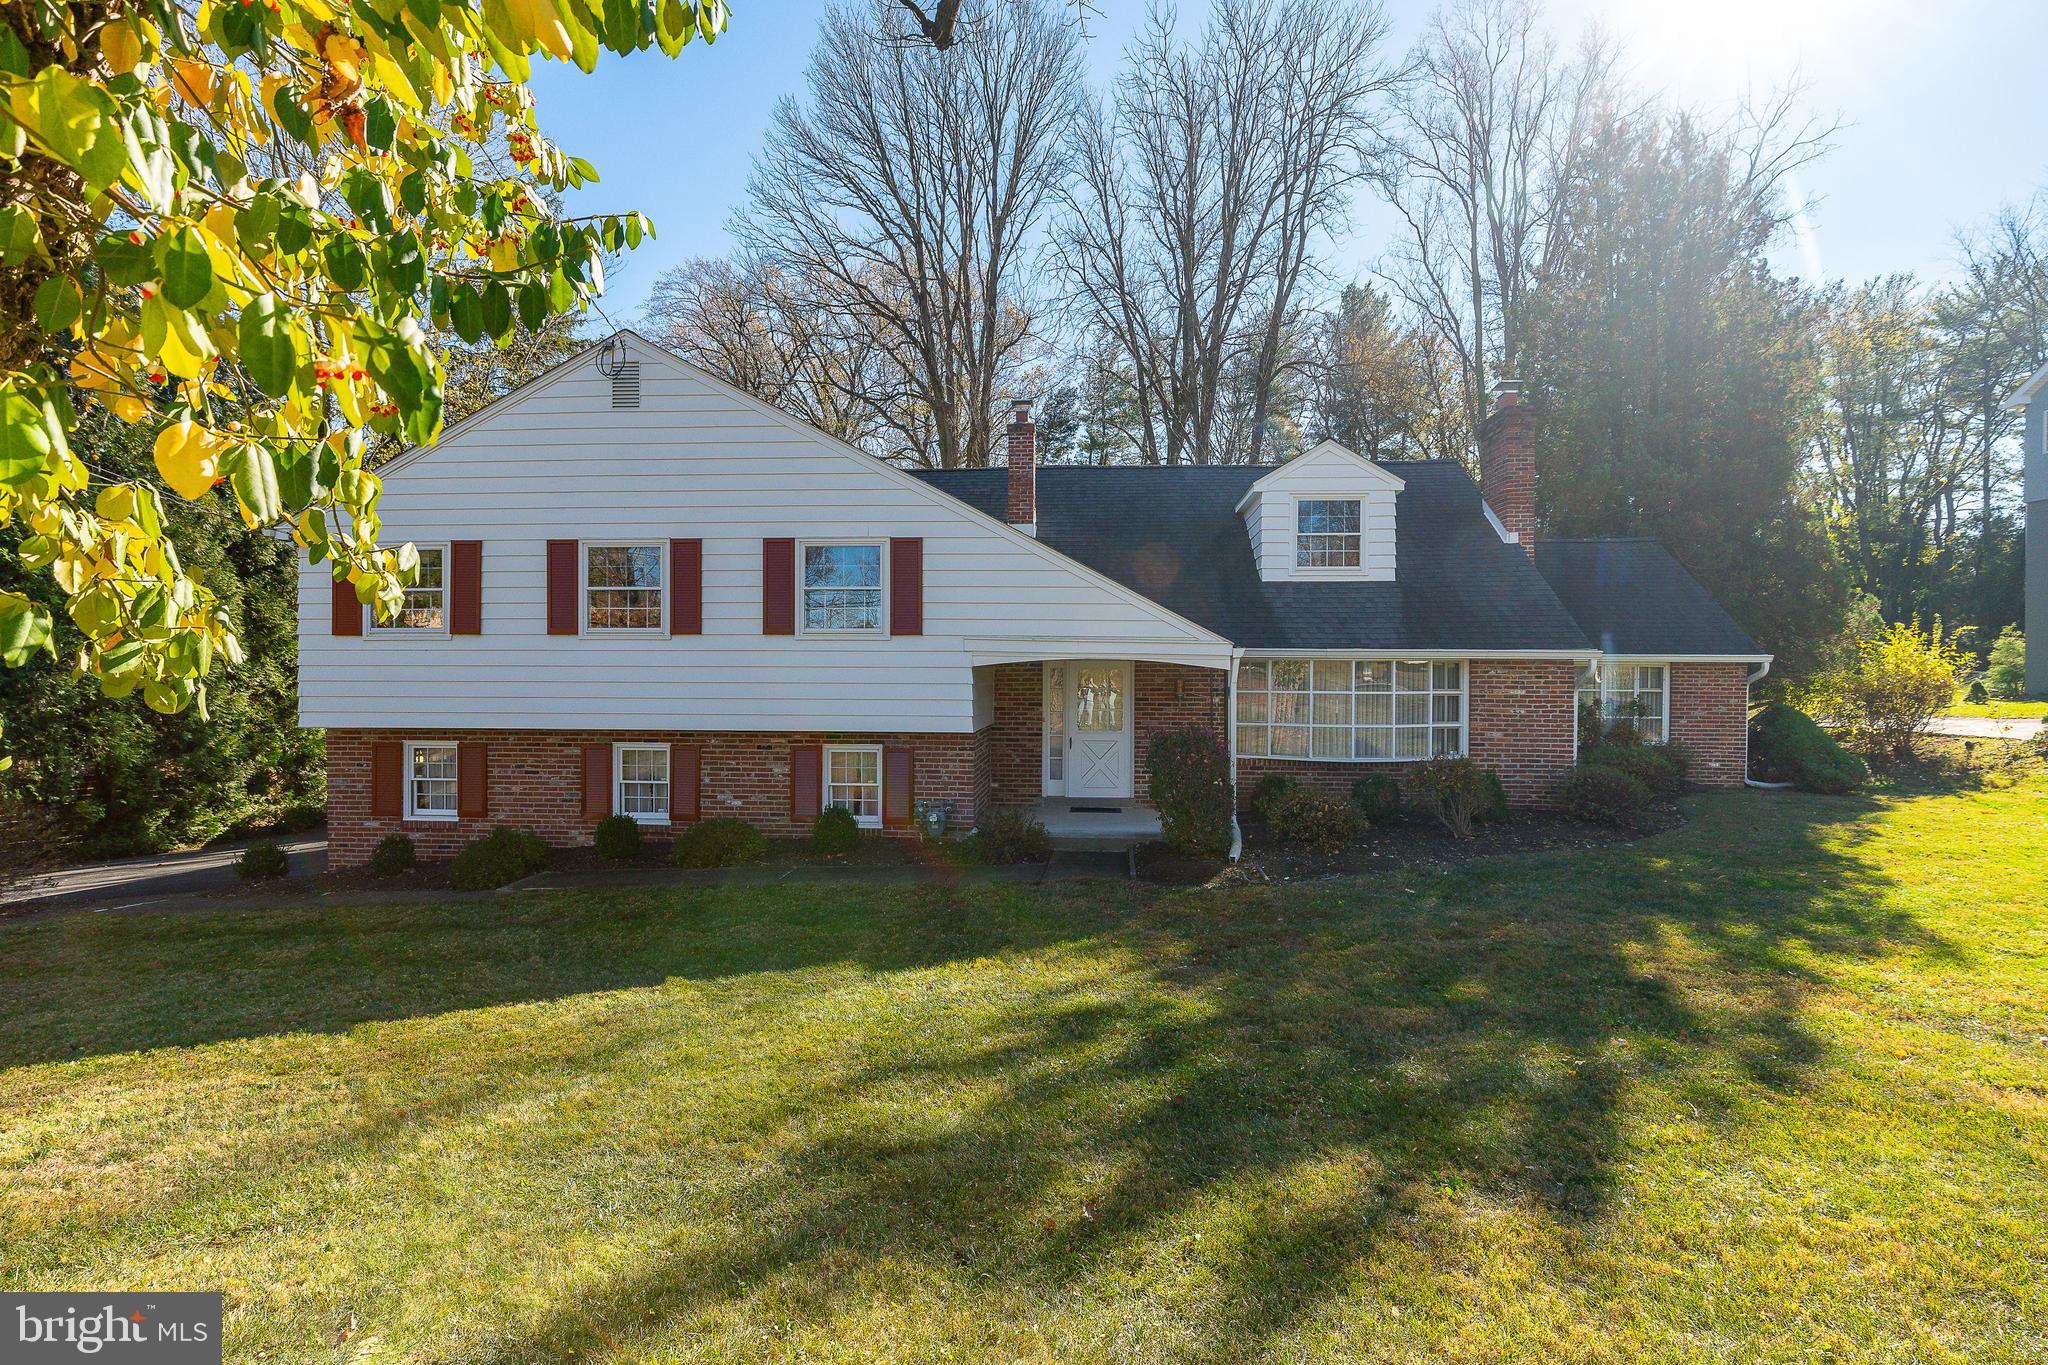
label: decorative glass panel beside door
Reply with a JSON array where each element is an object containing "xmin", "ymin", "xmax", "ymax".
[{"xmin": 1045, "ymin": 663, "xmax": 1065, "ymax": 787}]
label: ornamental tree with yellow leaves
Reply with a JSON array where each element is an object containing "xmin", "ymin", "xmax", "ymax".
[{"xmin": 0, "ymin": 0, "xmax": 730, "ymax": 762}]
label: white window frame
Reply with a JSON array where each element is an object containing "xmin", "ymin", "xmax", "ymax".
[
  {"xmin": 1578, "ymin": 659, "xmax": 1671, "ymax": 743},
  {"xmin": 797, "ymin": 539, "xmax": 888, "ymax": 636},
  {"xmin": 404, "ymin": 740, "xmax": 460, "ymax": 821},
  {"xmin": 1294, "ymin": 498, "xmax": 1363, "ymax": 571},
  {"xmin": 581, "ymin": 542, "xmax": 668, "ymax": 636},
  {"xmin": 822, "ymin": 743, "xmax": 884, "ymax": 828},
  {"xmin": 369, "ymin": 542, "xmax": 450, "ymax": 635},
  {"xmin": 613, "ymin": 742, "xmax": 671, "ymax": 826},
  {"xmin": 1235, "ymin": 657, "xmax": 1468, "ymax": 763}
]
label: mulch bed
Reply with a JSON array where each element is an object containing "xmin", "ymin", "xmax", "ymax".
[{"xmin": 1217, "ymin": 807, "xmax": 1681, "ymax": 885}]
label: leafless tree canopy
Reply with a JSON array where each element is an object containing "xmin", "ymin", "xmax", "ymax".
[
  {"xmin": 1054, "ymin": 0, "xmax": 1398, "ymax": 465},
  {"xmin": 733, "ymin": 0, "xmax": 1083, "ymax": 467}
]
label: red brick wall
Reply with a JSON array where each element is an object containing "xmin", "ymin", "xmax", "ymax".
[
  {"xmin": 1237, "ymin": 657, "xmax": 1578, "ymax": 810},
  {"xmin": 1669, "ymin": 661, "xmax": 1751, "ymax": 787},
  {"xmin": 1132, "ymin": 663, "xmax": 1229, "ymax": 801},
  {"xmin": 987, "ymin": 663, "xmax": 1041, "ymax": 806},
  {"xmin": 983, "ymin": 661, "xmax": 1228, "ymax": 809},
  {"xmin": 326, "ymin": 728, "xmax": 983, "ymax": 868}
]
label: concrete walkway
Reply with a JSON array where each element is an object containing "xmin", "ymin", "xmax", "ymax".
[
  {"xmin": 0, "ymin": 835, "xmax": 328, "ymax": 913},
  {"xmin": 1925, "ymin": 716, "xmax": 2045, "ymax": 741}
]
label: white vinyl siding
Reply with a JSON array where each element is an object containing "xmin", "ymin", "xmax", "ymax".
[
  {"xmin": 614, "ymin": 743, "xmax": 670, "ymax": 824},
  {"xmin": 1578, "ymin": 661, "xmax": 1669, "ymax": 742},
  {"xmin": 298, "ymin": 336, "xmax": 1228, "ymax": 732},
  {"xmin": 1238, "ymin": 442, "xmax": 1400, "ymax": 582},
  {"xmin": 1238, "ymin": 659, "xmax": 1465, "ymax": 761},
  {"xmin": 405, "ymin": 742, "xmax": 459, "ymax": 820},
  {"xmin": 823, "ymin": 745, "xmax": 882, "ymax": 827}
]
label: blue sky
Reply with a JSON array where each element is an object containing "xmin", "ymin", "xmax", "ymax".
[{"xmin": 530, "ymin": 0, "xmax": 2048, "ymax": 322}]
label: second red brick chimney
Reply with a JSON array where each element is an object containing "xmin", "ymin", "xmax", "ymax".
[
  {"xmin": 1005, "ymin": 399, "xmax": 1036, "ymax": 533},
  {"xmin": 1479, "ymin": 378, "xmax": 1535, "ymax": 554}
]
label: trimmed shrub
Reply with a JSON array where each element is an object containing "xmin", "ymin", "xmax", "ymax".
[
  {"xmin": 1965, "ymin": 679, "xmax": 1989, "ymax": 705},
  {"xmin": 1349, "ymin": 774, "xmax": 1402, "ymax": 825},
  {"xmin": 1146, "ymin": 729, "xmax": 1233, "ymax": 857},
  {"xmin": 593, "ymin": 814, "xmax": 642, "ymax": 862},
  {"xmin": 448, "ymin": 827, "xmax": 550, "ymax": 890},
  {"xmin": 1561, "ymin": 763, "xmax": 1652, "ymax": 827},
  {"xmin": 368, "ymin": 833, "xmax": 416, "ymax": 877},
  {"xmin": 1986, "ymin": 625, "xmax": 2025, "ymax": 699},
  {"xmin": 1249, "ymin": 773, "xmax": 1300, "ymax": 827},
  {"xmin": 1583, "ymin": 741, "xmax": 1686, "ymax": 798},
  {"xmin": 235, "ymin": 841, "xmax": 289, "ymax": 881},
  {"xmin": 811, "ymin": 805, "xmax": 862, "ymax": 857},
  {"xmin": 1475, "ymin": 769, "xmax": 1510, "ymax": 824},
  {"xmin": 672, "ymin": 818, "xmax": 768, "ymax": 869},
  {"xmin": 1749, "ymin": 703, "xmax": 1867, "ymax": 795},
  {"xmin": 975, "ymin": 808, "xmax": 1053, "ymax": 864},
  {"xmin": 1407, "ymin": 757, "xmax": 1498, "ymax": 838},
  {"xmin": 1269, "ymin": 791, "xmax": 1364, "ymax": 852}
]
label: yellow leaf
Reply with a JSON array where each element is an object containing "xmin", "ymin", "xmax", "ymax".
[
  {"xmin": 169, "ymin": 58, "xmax": 216, "ymax": 109},
  {"xmin": 153, "ymin": 418, "xmax": 223, "ymax": 501},
  {"xmin": 100, "ymin": 20, "xmax": 142, "ymax": 76},
  {"xmin": 110, "ymin": 394, "xmax": 148, "ymax": 424}
]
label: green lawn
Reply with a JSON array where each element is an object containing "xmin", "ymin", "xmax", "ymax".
[
  {"xmin": 4, "ymin": 773, "xmax": 2046, "ymax": 1363},
  {"xmin": 1944, "ymin": 696, "xmax": 2047, "ymax": 719}
]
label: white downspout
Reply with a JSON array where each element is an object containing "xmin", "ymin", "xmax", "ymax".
[
  {"xmin": 1742, "ymin": 659, "xmax": 1788, "ymax": 788},
  {"xmin": 1227, "ymin": 648, "xmax": 1244, "ymax": 862}
]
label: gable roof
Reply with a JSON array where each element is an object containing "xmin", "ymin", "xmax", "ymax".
[
  {"xmin": 1533, "ymin": 539, "xmax": 1764, "ymax": 659},
  {"xmin": 2007, "ymin": 359, "xmax": 2048, "ymax": 410},
  {"xmin": 915, "ymin": 461, "xmax": 1594, "ymax": 653},
  {"xmin": 1235, "ymin": 439, "xmax": 1405, "ymax": 509}
]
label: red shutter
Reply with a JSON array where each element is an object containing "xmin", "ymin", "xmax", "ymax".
[
  {"xmin": 790, "ymin": 743, "xmax": 821, "ymax": 822},
  {"xmin": 889, "ymin": 538, "xmax": 923, "ymax": 636},
  {"xmin": 457, "ymin": 741, "xmax": 488, "ymax": 819},
  {"xmin": 671, "ymin": 743, "xmax": 700, "ymax": 822},
  {"xmin": 450, "ymin": 540, "xmax": 482, "ymax": 635},
  {"xmin": 762, "ymin": 538, "xmax": 795, "ymax": 635},
  {"xmin": 546, "ymin": 540, "xmax": 579, "ymax": 635},
  {"xmin": 332, "ymin": 577, "xmax": 362, "ymax": 636},
  {"xmin": 370, "ymin": 741, "xmax": 402, "ymax": 817},
  {"xmin": 883, "ymin": 745, "xmax": 915, "ymax": 828},
  {"xmin": 670, "ymin": 538, "xmax": 702, "ymax": 635},
  {"xmin": 581, "ymin": 744, "xmax": 612, "ymax": 817}
]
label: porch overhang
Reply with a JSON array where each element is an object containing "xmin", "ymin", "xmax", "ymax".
[{"xmin": 962, "ymin": 637, "xmax": 1234, "ymax": 671}]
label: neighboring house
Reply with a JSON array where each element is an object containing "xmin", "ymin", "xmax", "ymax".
[
  {"xmin": 301, "ymin": 332, "xmax": 1770, "ymax": 866},
  {"xmin": 2007, "ymin": 361, "xmax": 2048, "ymax": 696}
]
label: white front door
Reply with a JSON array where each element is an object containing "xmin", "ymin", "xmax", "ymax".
[{"xmin": 1064, "ymin": 660, "xmax": 1132, "ymax": 800}]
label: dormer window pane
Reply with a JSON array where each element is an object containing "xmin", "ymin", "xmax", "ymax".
[{"xmin": 1296, "ymin": 499, "xmax": 1362, "ymax": 568}]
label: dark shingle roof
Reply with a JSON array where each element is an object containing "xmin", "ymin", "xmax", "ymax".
[
  {"xmin": 1533, "ymin": 539, "xmax": 1764, "ymax": 658},
  {"xmin": 913, "ymin": 461, "xmax": 1595, "ymax": 652}
]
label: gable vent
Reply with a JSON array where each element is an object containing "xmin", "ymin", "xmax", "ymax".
[{"xmin": 610, "ymin": 360, "xmax": 641, "ymax": 409}]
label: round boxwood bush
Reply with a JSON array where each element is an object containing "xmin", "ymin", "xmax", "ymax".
[
  {"xmin": 672, "ymin": 818, "xmax": 769, "ymax": 869},
  {"xmin": 1749, "ymin": 703, "xmax": 1867, "ymax": 794},
  {"xmin": 1582, "ymin": 741, "xmax": 1686, "ymax": 797},
  {"xmin": 974, "ymin": 807, "xmax": 1053, "ymax": 864},
  {"xmin": 1349, "ymin": 774, "xmax": 1402, "ymax": 825},
  {"xmin": 1561, "ymin": 763, "xmax": 1652, "ymax": 827},
  {"xmin": 369, "ymin": 833, "xmax": 416, "ymax": 877},
  {"xmin": 593, "ymin": 813, "xmax": 642, "ymax": 863},
  {"xmin": 1269, "ymin": 791, "xmax": 1364, "ymax": 852},
  {"xmin": 235, "ymin": 841, "xmax": 290, "ymax": 881},
  {"xmin": 811, "ymin": 805, "xmax": 863, "ymax": 857},
  {"xmin": 448, "ymin": 827, "xmax": 551, "ymax": 890},
  {"xmin": 1145, "ymin": 728, "xmax": 1232, "ymax": 856}
]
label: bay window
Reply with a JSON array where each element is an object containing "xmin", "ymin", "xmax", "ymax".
[
  {"xmin": 1577, "ymin": 661, "xmax": 1668, "ymax": 742},
  {"xmin": 1237, "ymin": 659, "xmax": 1464, "ymax": 760}
]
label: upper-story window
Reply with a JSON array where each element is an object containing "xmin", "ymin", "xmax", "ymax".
[
  {"xmin": 802, "ymin": 542, "xmax": 883, "ymax": 633},
  {"xmin": 586, "ymin": 544, "xmax": 665, "ymax": 632},
  {"xmin": 1296, "ymin": 499, "xmax": 1361, "ymax": 569},
  {"xmin": 378, "ymin": 545, "xmax": 446, "ymax": 630}
]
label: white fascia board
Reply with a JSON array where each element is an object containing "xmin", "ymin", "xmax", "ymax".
[
  {"xmin": 2006, "ymin": 360, "xmax": 2048, "ymax": 409},
  {"xmin": 964, "ymin": 638, "xmax": 1235, "ymax": 669},
  {"xmin": 1234, "ymin": 440, "xmax": 1406, "ymax": 513},
  {"xmin": 1238, "ymin": 647, "xmax": 1600, "ymax": 661}
]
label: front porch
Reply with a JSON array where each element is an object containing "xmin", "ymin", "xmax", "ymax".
[{"xmin": 1029, "ymin": 797, "xmax": 1164, "ymax": 851}]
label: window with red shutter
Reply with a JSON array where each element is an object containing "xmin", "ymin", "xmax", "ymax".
[
  {"xmin": 370, "ymin": 741, "xmax": 402, "ymax": 816},
  {"xmin": 546, "ymin": 540, "xmax": 579, "ymax": 635},
  {"xmin": 458, "ymin": 742, "xmax": 489, "ymax": 818},
  {"xmin": 883, "ymin": 745, "xmax": 914, "ymax": 827},
  {"xmin": 670, "ymin": 743, "xmax": 701, "ymax": 822},
  {"xmin": 762, "ymin": 538, "xmax": 795, "ymax": 634},
  {"xmin": 581, "ymin": 745, "xmax": 612, "ymax": 817},
  {"xmin": 332, "ymin": 577, "xmax": 363, "ymax": 636},
  {"xmin": 889, "ymin": 538, "xmax": 923, "ymax": 636}
]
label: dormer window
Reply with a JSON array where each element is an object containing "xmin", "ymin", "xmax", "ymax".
[{"xmin": 1296, "ymin": 500, "xmax": 1361, "ymax": 569}]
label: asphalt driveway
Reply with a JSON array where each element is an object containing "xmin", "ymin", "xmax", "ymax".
[{"xmin": 0, "ymin": 835, "xmax": 328, "ymax": 913}]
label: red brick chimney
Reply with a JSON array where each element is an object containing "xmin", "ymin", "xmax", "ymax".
[
  {"xmin": 1005, "ymin": 399, "xmax": 1036, "ymax": 533},
  {"xmin": 1479, "ymin": 378, "xmax": 1535, "ymax": 554}
]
